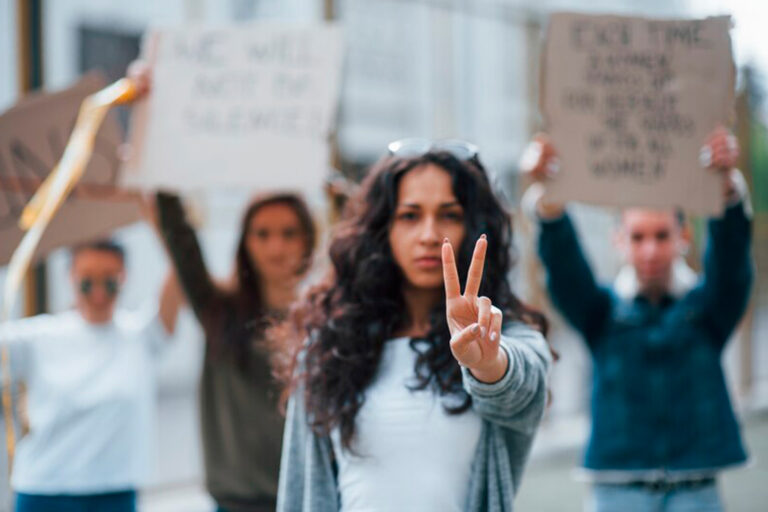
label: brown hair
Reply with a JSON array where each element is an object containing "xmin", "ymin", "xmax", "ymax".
[{"xmin": 206, "ymin": 192, "xmax": 316, "ymax": 371}]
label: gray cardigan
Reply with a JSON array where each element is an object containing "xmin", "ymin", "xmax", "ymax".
[{"xmin": 277, "ymin": 323, "xmax": 552, "ymax": 512}]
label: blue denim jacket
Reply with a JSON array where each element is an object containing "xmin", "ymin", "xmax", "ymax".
[{"xmin": 538, "ymin": 202, "xmax": 753, "ymax": 475}]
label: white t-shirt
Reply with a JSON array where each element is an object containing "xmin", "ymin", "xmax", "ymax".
[
  {"xmin": 0, "ymin": 308, "xmax": 169, "ymax": 494},
  {"xmin": 331, "ymin": 337, "xmax": 483, "ymax": 512}
]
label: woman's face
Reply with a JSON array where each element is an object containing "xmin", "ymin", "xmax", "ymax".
[
  {"xmin": 245, "ymin": 203, "xmax": 307, "ymax": 283},
  {"xmin": 388, "ymin": 163, "xmax": 466, "ymax": 291}
]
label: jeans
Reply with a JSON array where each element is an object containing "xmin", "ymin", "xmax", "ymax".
[
  {"xmin": 587, "ymin": 482, "xmax": 723, "ymax": 512},
  {"xmin": 15, "ymin": 490, "xmax": 136, "ymax": 512}
]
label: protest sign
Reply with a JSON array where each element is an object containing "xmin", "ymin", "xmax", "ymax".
[
  {"xmin": 122, "ymin": 23, "xmax": 344, "ymax": 194},
  {"xmin": 0, "ymin": 74, "xmax": 140, "ymax": 265},
  {"xmin": 541, "ymin": 13, "xmax": 734, "ymax": 214}
]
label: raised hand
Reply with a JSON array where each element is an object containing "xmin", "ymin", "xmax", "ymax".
[
  {"xmin": 519, "ymin": 133, "xmax": 565, "ymax": 219},
  {"xmin": 519, "ymin": 133, "xmax": 559, "ymax": 181},
  {"xmin": 442, "ymin": 235, "xmax": 508, "ymax": 383},
  {"xmin": 126, "ymin": 59, "xmax": 152, "ymax": 100},
  {"xmin": 700, "ymin": 126, "xmax": 741, "ymax": 202}
]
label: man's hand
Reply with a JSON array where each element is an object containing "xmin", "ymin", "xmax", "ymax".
[
  {"xmin": 700, "ymin": 126, "xmax": 741, "ymax": 203},
  {"xmin": 520, "ymin": 133, "xmax": 565, "ymax": 219}
]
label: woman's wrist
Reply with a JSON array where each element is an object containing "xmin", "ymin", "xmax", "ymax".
[{"xmin": 469, "ymin": 347, "xmax": 509, "ymax": 384}]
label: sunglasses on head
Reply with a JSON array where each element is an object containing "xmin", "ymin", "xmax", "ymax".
[
  {"xmin": 79, "ymin": 277, "xmax": 120, "ymax": 297},
  {"xmin": 387, "ymin": 138, "xmax": 480, "ymax": 162},
  {"xmin": 389, "ymin": 138, "xmax": 515, "ymax": 208}
]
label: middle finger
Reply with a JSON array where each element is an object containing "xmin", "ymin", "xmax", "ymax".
[{"xmin": 476, "ymin": 296, "xmax": 492, "ymax": 339}]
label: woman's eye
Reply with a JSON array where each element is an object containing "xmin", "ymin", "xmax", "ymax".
[
  {"xmin": 283, "ymin": 228, "xmax": 299, "ymax": 239},
  {"xmin": 398, "ymin": 212, "xmax": 418, "ymax": 221},
  {"xmin": 442, "ymin": 211, "xmax": 464, "ymax": 221}
]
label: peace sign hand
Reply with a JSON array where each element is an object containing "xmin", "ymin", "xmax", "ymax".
[{"xmin": 442, "ymin": 235, "xmax": 509, "ymax": 384}]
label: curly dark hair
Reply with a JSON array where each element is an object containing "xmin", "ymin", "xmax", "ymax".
[{"xmin": 281, "ymin": 151, "xmax": 547, "ymax": 450}]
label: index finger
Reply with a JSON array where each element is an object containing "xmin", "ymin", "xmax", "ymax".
[
  {"xmin": 464, "ymin": 235, "xmax": 487, "ymax": 298},
  {"xmin": 442, "ymin": 238, "xmax": 461, "ymax": 299}
]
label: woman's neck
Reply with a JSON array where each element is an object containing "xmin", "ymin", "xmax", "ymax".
[
  {"xmin": 262, "ymin": 278, "xmax": 298, "ymax": 313},
  {"xmin": 395, "ymin": 285, "xmax": 442, "ymax": 338}
]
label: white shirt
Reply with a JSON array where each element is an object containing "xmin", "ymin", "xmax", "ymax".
[
  {"xmin": 331, "ymin": 337, "xmax": 483, "ymax": 512},
  {"xmin": 0, "ymin": 308, "xmax": 169, "ymax": 494}
]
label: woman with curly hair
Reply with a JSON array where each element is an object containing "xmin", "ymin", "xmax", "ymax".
[{"xmin": 276, "ymin": 140, "xmax": 553, "ymax": 512}]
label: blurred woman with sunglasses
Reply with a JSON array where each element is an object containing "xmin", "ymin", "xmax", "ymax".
[
  {"xmin": 276, "ymin": 140, "xmax": 553, "ymax": 512},
  {"xmin": 127, "ymin": 59, "xmax": 320, "ymax": 512},
  {"xmin": 0, "ymin": 239, "xmax": 182, "ymax": 512}
]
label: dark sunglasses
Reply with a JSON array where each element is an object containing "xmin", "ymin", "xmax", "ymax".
[
  {"xmin": 387, "ymin": 138, "xmax": 480, "ymax": 162},
  {"xmin": 79, "ymin": 277, "xmax": 120, "ymax": 297}
]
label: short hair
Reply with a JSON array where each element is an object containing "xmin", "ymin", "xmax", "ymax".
[
  {"xmin": 619, "ymin": 207, "xmax": 687, "ymax": 228},
  {"xmin": 70, "ymin": 239, "xmax": 125, "ymax": 265}
]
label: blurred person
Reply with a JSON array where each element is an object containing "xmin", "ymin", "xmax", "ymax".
[
  {"xmin": 521, "ymin": 127, "xmax": 753, "ymax": 512},
  {"xmin": 276, "ymin": 141, "xmax": 553, "ymax": 512},
  {"xmin": 0, "ymin": 239, "xmax": 182, "ymax": 512},
  {"xmin": 153, "ymin": 190, "xmax": 316, "ymax": 512},
  {"xmin": 128, "ymin": 59, "xmax": 325, "ymax": 512}
]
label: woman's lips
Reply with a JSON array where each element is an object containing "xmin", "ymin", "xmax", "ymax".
[{"xmin": 414, "ymin": 256, "xmax": 442, "ymax": 269}]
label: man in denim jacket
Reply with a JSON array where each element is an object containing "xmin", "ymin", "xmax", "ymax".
[{"xmin": 521, "ymin": 127, "xmax": 753, "ymax": 511}]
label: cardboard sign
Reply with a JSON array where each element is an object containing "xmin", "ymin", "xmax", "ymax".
[
  {"xmin": 0, "ymin": 75, "xmax": 141, "ymax": 266},
  {"xmin": 122, "ymin": 23, "xmax": 344, "ymax": 194},
  {"xmin": 541, "ymin": 13, "xmax": 734, "ymax": 214}
]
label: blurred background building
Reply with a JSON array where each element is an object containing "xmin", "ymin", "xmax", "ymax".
[{"xmin": 0, "ymin": 0, "xmax": 766, "ymax": 510}]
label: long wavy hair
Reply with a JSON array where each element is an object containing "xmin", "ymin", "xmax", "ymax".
[
  {"xmin": 280, "ymin": 151, "xmax": 547, "ymax": 449},
  {"xmin": 204, "ymin": 192, "xmax": 316, "ymax": 372}
]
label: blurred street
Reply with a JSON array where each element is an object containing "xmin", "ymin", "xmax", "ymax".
[
  {"xmin": 138, "ymin": 409, "xmax": 768, "ymax": 511},
  {"xmin": 516, "ymin": 410, "xmax": 768, "ymax": 512}
]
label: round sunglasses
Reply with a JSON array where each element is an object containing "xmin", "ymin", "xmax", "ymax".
[{"xmin": 78, "ymin": 277, "xmax": 121, "ymax": 297}]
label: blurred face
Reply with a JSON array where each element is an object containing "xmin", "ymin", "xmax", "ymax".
[
  {"xmin": 389, "ymin": 164, "xmax": 466, "ymax": 291},
  {"xmin": 618, "ymin": 209, "xmax": 685, "ymax": 295},
  {"xmin": 70, "ymin": 249, "xmax": 125, "ymax": 324},
  {"xmin": 245, "ymin": 203, "xmax": 307, "ymax": 283}
]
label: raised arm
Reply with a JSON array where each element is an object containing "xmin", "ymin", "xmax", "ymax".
[
  {"xmin": 127, "ymin": 61, "xmax": 219, "ymax": 325},
  {"xmin": 154, "ymin": 192, "xmax": 220, "ymax": 324},
  {"xmin": 695, "ymin": 129, "xmax": 754, "ymax": 346},
  {"xmin": 521, "ymin": 135, "xmax": 612, "ymax": 343},
  {"xmin": 157, "ymin": 271, "xmax": 185, "ymax": 335}
]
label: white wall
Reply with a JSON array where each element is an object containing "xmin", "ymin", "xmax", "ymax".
[{"xmin": 0, "ymin": 0, "xmax": 17, "ymax": 111}]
